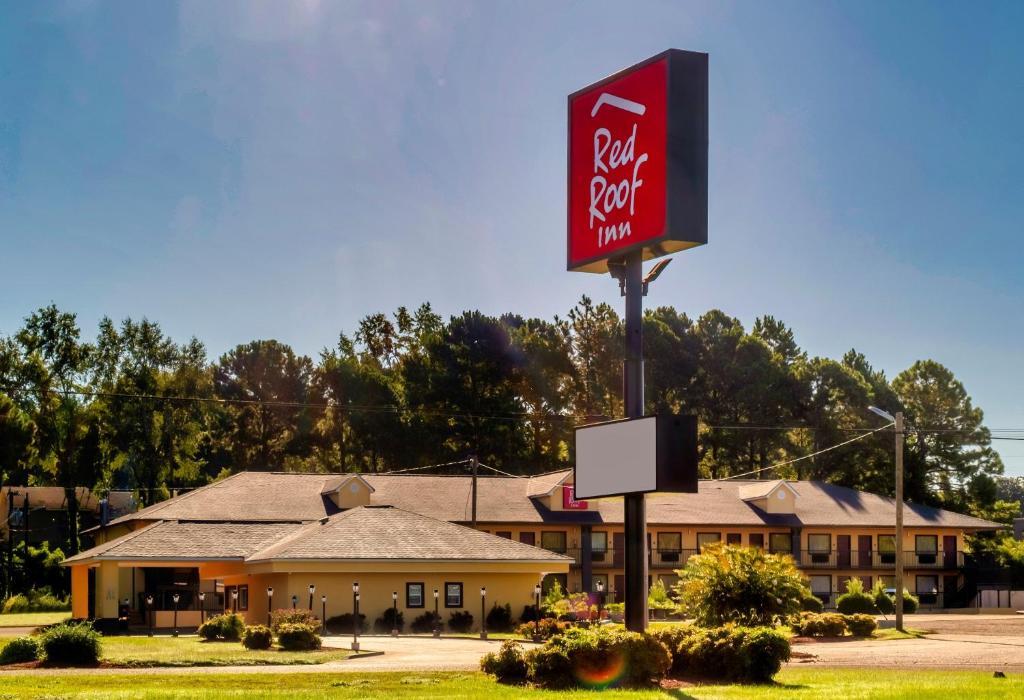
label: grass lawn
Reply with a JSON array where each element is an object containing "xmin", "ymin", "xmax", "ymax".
[
  {"xmin": 0, "ymin": 635, "xmax": 349, "ymax": 668},
  {"xmin": 0, "ymin": 669, "xmax": 1020, "ymax": 698},
  {"xmin": 0, "ymin": 611, "xmax": 71, "ymax": 628}
]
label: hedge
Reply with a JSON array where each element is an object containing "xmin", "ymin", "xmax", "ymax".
[
  {"xmin": 277, "ymin": 623, "xmax": 321, "ymax": 651},
  {"xmin": 0, "ymin": 636, "xmax": 40, "ymax": 664},
  {"xmin": 242, "ymin": 625, "xmax": 273, "ymax": 650},
  {"xmin": 38, "ymin": 621, "xmax": 101, "ymax": 666}
]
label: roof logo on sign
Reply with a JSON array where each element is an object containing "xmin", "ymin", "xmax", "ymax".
[{"xmin": 590, "ymin": 93, "xmax": 646, "ymax": 118}]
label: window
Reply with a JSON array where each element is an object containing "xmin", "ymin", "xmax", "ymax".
[
  {"xmin": 657, "ymin": 532, "xmax": 682, "ymax": 562},
  {"xmin": 916, "ymin": 575, "xmax": 938, "ymax": 604},
  {"xmin": 224, "ymin": 585, "xmax": 248, "ymax": 612},
  {"xmin": 237, "ymin": 585, "xmax": 248, "ymax": 612},
  {"xmin": 406, "ymin": 582, "xmax": 425, "ymax": 608},
  {"xmin": 590, "ymin": 531, "xmax": 608, "ymax": 562},
  {"xmin": 878, "ymin": 535, "xmax": 896, "ymax": 564},
  {"xmin": 808, "ymin": 534, "xmax": 831, "ymax": 564},
  {"xmin": 769, "ymin": 533, "xmax": 792, "ymax": 554},
  {"xmin": 696, "ymin": 532, "xmax": 721, "ymax": 551},
  {"xmin": 749, "ymin": 533, "xmax": 765, "ymax": 548},
  {"xmin": 444, "ymin": 582, "xmax": 463, "ymax": 608},
  {"xmin": 495, "ymin": 531, "xmax": 512, "ymax": 539},
  {"xmin": 810, "ymin": 575, "xmax": 832, "ymax": 602},
  {"xmin": 916, "ymin": 535, "xmax": 938, "ymax": 565},
  {"xmin": 725, "ymin": 533, "xmax": 742, "ymax": 545},
  {"xmin": 519, "ymin": 532, "xmax": 535, "ymax": 546},
  {"xmin": 592, "ymin": 574, "xmax": 609, "ymax": 593},
  {"xmin": 541, "ymin": 531, "xmax": 567, "ymax": 553}
]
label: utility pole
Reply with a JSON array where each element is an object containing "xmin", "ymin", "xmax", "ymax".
[
  {"xmin": 895, "ymin": 411, "xmax": 905, "ymax": 632},
  {"xmin": 470, "ymin": 454, "xmax": 478, "ymax": 528},
  {"xmin": 4, "ymin": 490, "xmax": 15, "ymax": 598}
]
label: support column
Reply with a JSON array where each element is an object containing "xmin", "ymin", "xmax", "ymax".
[
  {"xmin": 70, "ymin": 565, "xmax": 89, "ymax": 619},
  {"xmin": 96, "ymin": 561, "xmax": 120, "ymax": 619},
  {"xmin": 622, "ymin": 251, "xmax": 648, "ymax": 632}
]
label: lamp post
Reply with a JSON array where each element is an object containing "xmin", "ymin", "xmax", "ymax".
[
  {"xmin": 321, "ymin": 595, "xmax": 327, "ymax": 635},
  {"xmin": 351, "ymin": 582, "xmax": 360, "ymax": 652},
  {"xmin": 433, "ymin": 589, "xmax": 440, "ymax": 638},
  {"xmin": 199, "ymin": 591, "xmax": 206, "ymax": 626},
  {"xmin": 870, "ymin": 405, "xmax": 905, "ymax": 632},
  {"xmin": 308, "ymin": 583, "xmax": 315, "ymax": 611},
  {"xmin": 391, "ymin": 591, "xmax": 399, "ymax": 636},
  {"xmin": 291, "ymin": 594, "xmax": 298, "ymax": 610},
  {"xmin": 266, "ymin": 587, "xmax": 274, "ymax": 627},
  {"xmin": 533, "ymin": 583, "xmax": 541, "ymax": 643},
  {"xmin": 231, "ymin": 588, "xmax": 238, "ymax": 614},
  {"xmin": 172, "ymin": 593, "xmax": 180, "ymax": 637},
  {"xmin": 596, "ymin": 579, "xmax": 605, "ymax": 621},
  {"xmin": 480, "ymin": 586, "xmax": 487, "ymax": 640},
  {"xmin": 146, "ymin": 595, "xmax": 154, "ymax": 637}
]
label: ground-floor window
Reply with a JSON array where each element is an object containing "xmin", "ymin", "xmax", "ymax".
[
  {"xmin": 224, "ymin": 584, "xmax": 249, "ymax": 612},
  {"xmin": 916, "ymin": 575, "xmax": 939, "ymax": 605},
  {"xmin": 810, "ymin": 575, "xmax": 832, "ymax": 603},
  {"xmin": 445, "ymin": 582, "xmax": 463, "ymax": 608},
  {"xmin": 407, "ymin": 582, "xmax": 425, "ymax": 608}
]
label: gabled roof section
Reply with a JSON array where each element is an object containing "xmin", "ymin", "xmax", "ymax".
[
  {"xmin": 738, "ymin": 479, "xmax": 799, "ymax": 502},
  {"xmin": 64, "ymin": 520, "xmax": 303, "ymax": 565},
  {"xmin": 320, "ymin": 474, "xmax": 375, "ymax": 496},
  {"xmin": 527, "ymin": 470, "xmax": 572, "ymax": 498},
  {"xmin": 247, "ymin": 506, "xmax": 572, "ymax": 563}
]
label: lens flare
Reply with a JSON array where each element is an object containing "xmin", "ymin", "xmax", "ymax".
[{"xmin": 573, "ymin": 650, "xmax": 628, "ymax": 689}]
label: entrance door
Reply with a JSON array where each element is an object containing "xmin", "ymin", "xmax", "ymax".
[
  {"xmin": 837, "ymin": 535, "xmax": 851, "ymax": 568},
  {"xmin": 943, "ymin": 536, "xmax": 958, "ymax": 569},
  {"xmin": 613, "ymin": 532, "xmax": 625, "ymax": 568},
  {"xmin": 857, "ymin": 535, "xmax": 872, "ymax": 568},
  {"xmin": 613, "ymin": 575, "xmax": 625, "ymax": 603}
]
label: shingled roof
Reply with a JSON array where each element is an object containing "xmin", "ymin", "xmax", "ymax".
[{"xmin": 97, "ymin": 470, "xmax": 1002, "ymax": 531}]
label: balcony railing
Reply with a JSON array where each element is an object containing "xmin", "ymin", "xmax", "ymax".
[{"xmin": 558, "ymin": 548, "xmax": 963, "ymax": 570}]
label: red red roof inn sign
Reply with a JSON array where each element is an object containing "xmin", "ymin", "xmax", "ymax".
[{"xmin": 567, "ymin": 49, "xmax": 709, "ymax": 273}]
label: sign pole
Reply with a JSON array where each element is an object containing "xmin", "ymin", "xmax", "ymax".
[{"xmin": 621, "ymin": 250, "xmax": 648, "ymax": 632}]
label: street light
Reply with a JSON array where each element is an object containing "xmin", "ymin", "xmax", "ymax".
[
  {"xmin": 321, "ymin": 595, "xmax": 327, "ymax": 635},
  {"xmin": 146, "ymin": 595, "xmax": 154, "ymax": 637},
  {"xmin": 266, "ymin": 587, "xmax": 274, "ymax": 627},
  {"xmin": 480, "ymin": 586, "xmax": 487, "ymax": 640},
  {"xmin": 596, "ymin": 579, "xmax": 605, "ymax": 620},
  {"xmin": 351, "ymin": 582, "xmax": 360, "ymax": 651},
  {"xmin": 198, "ymin": 591, "xmax": 206, "ymax": 626},
  {"xmin": 231, "ymin": 588, "xmax": 239, "ymax": 614},
  {"xmin": 533, "ymin": 583, "xmax": 541, "ymax": 643},
  {"xmin": 433, "ymin": 589, "xmax": 440, "ymax": 638},
  {"xmin": 391, "ymin": 591, "xmax": 399, "ymax": 636},
  {"xmin": 869, "ymin": 405, "xmax": 905, "ymax": 632},
  {"xmin": 308, "ymin": 583, "xmax": 315, "ymax": 611},
  {"xmin": 172, "ymin": 593, "xmax": 180, "ymax": 637}
]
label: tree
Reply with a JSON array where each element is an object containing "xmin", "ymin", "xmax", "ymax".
[
  {"xmin": 674, "ymin": 543, "xmax": 808, "ymax": 627},
  {"xmin": 213, "ymin": 340, "xmax": 316, "ymax": 472},
  {"xmin": 565, "ymin": 296, "xmax": 622, "ymax": 422},
  {"xmin": 93, "ymin": 318, "xmax": 211, "ymax": 506},
  {"xmin": 0, "ymin": 393, "xmax": 35, "ymax": 486},
  {"xmin": 893, "ymin": 360, "xmax": 1003, "ymax": 509}
]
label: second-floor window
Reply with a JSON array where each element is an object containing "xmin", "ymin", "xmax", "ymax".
[
  {"xmin": 916, "ymin": 535, "xmax": 938, "ymax": 564},
  {"xmin": 541, "ymin": 531, "xmax": 567, "ymax": 553},
  {"xmin": 590, "ymin": 531, "xmax": 607, "ymax": 552},
  {"xmin": 808, "ymin": 534, "xmax": 831, "ymax": 563},
  {"xmin": 658, "ymin": 532, "xmax": 682, "ymax": 562},
  {"xmin": 878, "ymin": 535, "xmax": 896, "ymax": 563},
  {"xmin": 769, "ymin": 533, "xmax": 792, "ymax": 553},
  {"xmin": 696, "ymin": 533, "xmax": 721, "ymax": 551}
]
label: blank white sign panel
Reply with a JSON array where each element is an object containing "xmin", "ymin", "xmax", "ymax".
[{"xmin": 575, "ymin": 416, "xmax": 658, "ymax": 499}]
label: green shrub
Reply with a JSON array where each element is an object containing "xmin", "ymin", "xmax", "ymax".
[
  {"xmin": 516, "ymin": 617, "xmax": 570, "ymax": 640},
  {"xmin": 0, "ymin": 636, "xmax": 40, "ymax": 664},
  {"xmin": 836, "ymin": 578, "xmax": 878, "ymax": 615},
  {"xmin": 38, "ymin": 621, "xmax": 101, "ymax": 666},
  {"xmin": 519, "ymin": 604, "xmax": 542, "ymax": 623},
  {"xmin": 844, "ymin": 613, "xmax": 877, "ymax": 637},
  {"xmin": 480, "ymin": 639, "xmax": 529, "ymax": 683},
  {"xmin": 798, "ymin": 612, "xmax": 847, "ymax": 637},
  {"xmin": 277, "ymin": 623, "xmax": 321, "ymax": 651},
  {"xmin": 326, "ymin": 613, "xmax": 367, "ymax": 634},
  {"xmin": 648, "ymin": 580, "xmax": 676, "ymax": 611},
  {"xmin": 270, "ymin": 609, "xmax": 319, "ymax": 633},
  {"xmin": 373, "ymin": 607, "xmax": 404, "ymax": 634},
  {"xmin": 870, "ymin": 582, "xmax": 919, "ymax": 614},
  {"xmin": 485, "ymin": 603, "xmax": 514, "ymax": 632},
  {"xmin": 242, "ymin": 625, "xmax": 273, "ymax": 650},
  {"xmin": 525, "ymin": 626, "xmax": 670, "ymax": 690},
  {"xmin": 903, "ymin": 590, "xmax": 920, "ymax": 613},
  {"xmin": 675, "ymin": 544, "xmax": 808, "ymax": 626},
  {"xmin": 550, "ymin": 591, "xmax": 596, "ymax": 622},
  {"xmin": 800, "ymin": 594, "xmax": 824, "ymax": 612},
  {"xmin": 448, "ymin": 610, "xmax": 473, "ymax": 633},
  {"xmin": 662, "ymin": 624, "xmax": 790, "ymax": 683},
  {"xmin": 541, "ymin": 579, "xmax": 566, "ymax": 611},
  {"xmin": 410, "ymin": 611, "xmax": 441, "ymax": 634},
  {"xmin": 1, "ymin": 594, "xmax": 30, "ymax": 614},
  {"xmin": 197, "ymin": 613, "xmax": 245, "ymax": 641}
]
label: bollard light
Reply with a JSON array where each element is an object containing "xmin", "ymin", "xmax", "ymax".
[
  {"xmin": 291, "ymin": 594, "xmax": 298, "ymax": 610},
  {"xmin": 433, "ymin": 588, "xmax": 440, "ymax": 638},
  {"xmin": 267, "ymin": 587, "xmax": 274, "ymax": 627},
  {"xmin": 146, "ymin": 595, "xmax": 154, "ymax": 637},
  {"xmin": 480, "ymin": 587, "xmax": 487, "ymax": 640},
  {"xmin": 199, "ymin": 591, "xmax": 206, "ymax": 626},
  {"xmin": 391, "ymin": 591, "xmax": 399, "ymax": 636},
  {"xmin": 231, "ymin": 588, "xmax": 239, "ymax": 614},
  {"xmin": 172, "ymin": 593, "xmax": 180, "ymax": 637},
  {"xmin": 533, "ymin": 583, "xmax": 542, "ymax": 643},
  {"xmin": 321, "ymin": 594, "xmax": 327, "ymax": 634},
  {"xmin": 308, "ymin": 583, "xmax": 316, "ymax": 610},
  {"xmin": 351, "ymin": 582, "xmax": 360, "ymax": 652}
]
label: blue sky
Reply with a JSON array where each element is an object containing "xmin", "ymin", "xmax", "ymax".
[{"xmin": 2, "ymin": 1, "xmax": 1022, "ymax": 474}]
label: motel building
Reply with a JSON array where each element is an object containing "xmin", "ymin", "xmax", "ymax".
[{"xmin": 63, "ymin": 470, "xmax": 1001, "ymax": 629}]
